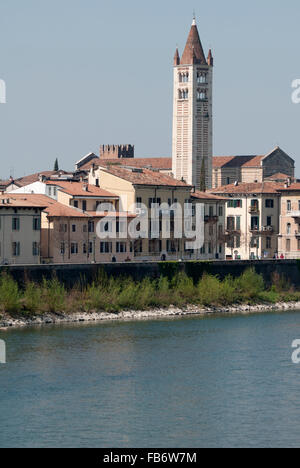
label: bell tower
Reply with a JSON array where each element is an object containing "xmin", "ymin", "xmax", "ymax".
[{"xmin": 172, "ymin": 18, "xmax": 213, "ymax": 190}]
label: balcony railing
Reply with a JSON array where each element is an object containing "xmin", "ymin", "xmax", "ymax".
[
  {"xmin": 289, "ymin": 211, "xmax": 300, "ymax": 218},
  {"xmin": 250, "ymin": 226, "xmax": 275, "ymax": 235},
  {"xmin": 205, "ymin": 215, "xmax": 219, "ymax": 223},
  {"xmin": 249, "ymin": 206, "xmax": 260, "ymax": 214}
]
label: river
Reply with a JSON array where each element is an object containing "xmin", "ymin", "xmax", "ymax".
[{"xmin": 1, "ymin": 311, "xmax": 300, "ymax": 448}]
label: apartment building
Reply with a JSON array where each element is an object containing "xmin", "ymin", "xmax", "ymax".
[
  {"xmin": 0, "ymin": 195, "xmax": 47, "ymax": 265},
  {"xmin": 212, "ymin": 147, "xmax": 295, "ymax": 188},
  {"xmin": 211, "ymin": 182, "xmax": 282, "ymax": 260},
  {"xmin": 88, "ymin": 164, "xmax": 226, "ymax": 261},
  {"xmin": 278, "ymin": 183, "xmax": 300, "ymax": 259},
  {"xmin": 40, "ymin": 199, "xmax": 135, "ymax": 264},
  {"xmin": 191, "ymin": 191, "xmax": 226, "ymax": 260}
]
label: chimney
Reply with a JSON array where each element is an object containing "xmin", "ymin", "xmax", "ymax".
[
  {"xmin": 82, "ymin": 183, "xmax": 88, "ymax": 192},
  {"xmin": 287, "ymin": 177, "xmax": 292, "ymax": 187}
]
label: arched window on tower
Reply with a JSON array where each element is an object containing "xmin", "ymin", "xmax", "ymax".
[
  {"xmin": 197, "ymin": 89, "xmax": 207, "ymax": 101},
  {"xmin": 197, "ymin": 72, "xmax": 207, "ymax": 84}
]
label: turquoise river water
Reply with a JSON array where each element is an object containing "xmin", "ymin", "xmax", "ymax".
[{"xmin": 1, "ymin": 311, "xmax": 300, "ymax": 448}]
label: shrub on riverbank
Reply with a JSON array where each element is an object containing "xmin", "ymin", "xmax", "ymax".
[{"xmin": 0, "ymin": 268, "xmax": 300, "ymax": 316}]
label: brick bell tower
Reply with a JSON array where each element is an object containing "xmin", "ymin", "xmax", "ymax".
[{"xmin": 172, "ymin": 17, "xmax": 213, "ymax": 190}]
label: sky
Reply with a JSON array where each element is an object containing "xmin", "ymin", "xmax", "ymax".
[{"xmin": 0, "ymin": 0, "xmax": 299, "ymax": 179}]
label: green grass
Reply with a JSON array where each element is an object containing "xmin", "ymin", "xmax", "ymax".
[{"xmin": 1, "ymin": 268, "xmax": 300, "ymax": 316}]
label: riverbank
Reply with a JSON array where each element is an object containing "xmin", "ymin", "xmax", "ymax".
[
  {"xmin": 1, "ymin": 267, "xmax": 300, "ymax": 329},
  {"xmin": 1, "ymin": 301, "xmax": 300, "ymax": 329}
]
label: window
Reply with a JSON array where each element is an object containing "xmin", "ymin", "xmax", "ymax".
[
  {"xmin": 72, "ymin": 224, "xmax": 76, "ymax": 232},
  {"xmin": 88, "ymin": 221, "xmax": 94, "ymax": 233},
  {"xmin": 136, "ymin": 197, "xmax": 142, "ymax": 208},
  {"xmin": 236, "ymin": 216, "xmax": 241, "ymax": 231},
  {"xmin": 287, "ymin": 223, "xmax": 291, "ymax": 235},
  {"xmin": 33, "ymin": 217, "xmax": 40, "ymax": 231},
  {"xmin": 250, "ymin": 237, "xmax": 259, "ymax": 248},
  {"xmin": 197, "ymin": 89, "xmax": 206, "ymax": 101},
  {"xmin": 71, "ymin": 243, "xmax": 78, "ymax": 254},
  {"xmin": 287, "ymin": 200, "xmax": 291, "ymax": 212},
  {"xmin": 60, "ymin": 243, "xmax": 65, "ymax": 255},
  {"xmin": 235, "ymin": 236, "xmax": 241, "ymax": 248},
  {"xmin": 100, "ymin": 242, "xmax": 112, "ymax": 253},
  {"xmin": 116, "ymin": 242, "xmax": 127, "ymax": 253},
  {"xmin": 59, "ymin": 224, "xmax": 67, "ymax": 233},
  {"xmin": 89, "ymin": 242, "xmax": 93, "ymax": 254},
  {"xmin": 265, "ymin": 199, "xmax": 274, "ymax": 208},
  {"xmin": 267, "ymin": 216, "xmax": 272, "ymax": 227},
  {"xmin": 251, "ymin": 217, "xmax": 259, "ymax": 231},
  {"xmin": 83, "ymin": 243, "xmax": 87, "ymax": 254},
  {"xmin": 12, "ymin": 217, "xmax": 20, "ymax": 231},
  {"xmin": 82, "ymin": 200, "xmax": 87, "ymax": 211},
  {"xmin": 286, "ymin": 239, "xmax": 291, "ymax": 252},
  {"xmin": 266, "ymin": 237, "xmax": 272, "ymax": 249},
  {"xmin": 227, "ymin": 216, "xmax": 235, "ymax": 231},
  {"xmin": 74, "ymin": 201, "xmax": 78, "ymax": 208},
  {"xmin": 219, "ymin": 206, "xmax": 223, "ymax": 217},
  {"xmin": 32, "ymin": 242, "xmax": 40, "ymax": 256},
  {"xmin": 95, "ymin": 179, "xmax": 100, "ymax": 187},
  {"xmin": 227, "ymin": 200, "xmax": 242, "ymax": 208},
  {"xmin": 12, "ymin": 242, "xmax": 20, "ymax": 257}
]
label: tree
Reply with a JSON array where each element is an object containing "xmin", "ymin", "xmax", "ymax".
[
  {"xmin": 54, "ymin": 158, "xmax": 59, "ymax": 172},
  {"xmin": 200, "ymin": 157, "xmax": 206, "ymax": 192}
]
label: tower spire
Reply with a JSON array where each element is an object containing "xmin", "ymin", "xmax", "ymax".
[{"xmin": 180, "ymin": 18, "xmax": 207, "ymax": 65}]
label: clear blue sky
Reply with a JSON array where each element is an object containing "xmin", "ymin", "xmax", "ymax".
[{"xmin": 0, "ymin": 0, "xmax": 299, "ymax": 179}]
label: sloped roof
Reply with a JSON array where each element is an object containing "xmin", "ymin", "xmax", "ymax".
[
  {"xmin": 100, "ymin": 165, "xmax": 191, "ymax": 188},
  {"xmin": 15, "ymin": 171, "xmax": 68, "ymax": 187},
  {"xmin": 191, "ymin": 190, "xmax": 227, "ymax": 201},
  {"xmin": 210, "ymin": 182, "xmax": 284, "ymax": 195},
  {"xmin": 180, "ymin": 20, "xmax": 207, "ymax": 65},
  {"xmin": 45, "ymin": 181, "xmax": 118, "ymax": 198},
  {"xmin": 0, "ymin": 194, "xmax": 51, "ymax": 209},
  {"xmin": 213, "ymin": 155, "xmax": 264, "ymax": 169}
]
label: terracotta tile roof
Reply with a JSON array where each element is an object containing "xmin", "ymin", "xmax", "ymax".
[
  {"xmin": 15, "ymin": 171, "xmax": 68, "ymax": 187},
  {"xmin": 81, "ymin": 157, "xmax": 173, "ymax": 172},
  {"xmin": 100, "ymin": 165, "xmax": 192, "ymax": 188},
  {"xmin": 266, "ymin": 173, "xmax": 290, "ymax": 180},
  {"xmin": 0, "ymin": 180, "xmax": 12, "ymax": 188},
  {"xmin": 0, "ymin": 194, "xmax": 50, "ymax": 209},
  {"xmin": 209, "ymin": 181, "xmax": 284, "ymax": 195},
  {"xmin": 191, "ymin": 190, "xmax": 227, "ymax": 201},
  {"xmin": 278, "ymin": 183, "xmax": 300, "ymax": 192},
  {"xmin": 213, "ymin": 155, "xmax": 264, "ymax": 169},
  {"xmin": 180, "ymin": 21, "xmax": 207, "ymax": 66},
  {"xmin": 45, "ymin": 181, "xmax": 118, "ymax": 198},
  {"xmin": 242, "ymin": 155, "xmax": 265, "ymax": 167}
]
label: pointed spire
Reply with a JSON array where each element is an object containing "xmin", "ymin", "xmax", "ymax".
[
  {"xmin": 180, "ymin": 18, "xmax": 207, "ymax": 66},
  {"xmin": 207, "ymin": 49, "xmax": 214, "ymax": 67},
  {"xmin": 174, "ymin": 47, "xmax": 180, "ymax": 66}
]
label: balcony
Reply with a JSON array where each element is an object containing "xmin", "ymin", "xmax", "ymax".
[
  {"xmin": 249, "ymin": 206, "xmax": 260, "ymax": 214},
  {"xmin": 250, "ymin": 226, "xmax": 275, "ymax": 235},
  {"xmin": 205, "ymin": 215, "xmax": 219, "ymax": 224},
  {"xmin": 289, "ymin": 211, "xmax": 300, "ymax": 219},
  {"xmin": 295, "ymin": 230, "xmax": 300, "ymax": 238}
]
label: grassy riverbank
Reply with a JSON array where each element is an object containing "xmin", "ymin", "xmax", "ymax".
[{"xmin": 0, "ymin": 268, "xmax": 299, "ymax": 318}]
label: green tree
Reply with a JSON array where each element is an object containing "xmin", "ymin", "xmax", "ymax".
[
  {"xmin": 54, "ymin": 158, "xmax": 59, "ymax": 171},
  {"xmin": 200, "ymin": 157, "xmax": 206, "ymax": 192}
]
